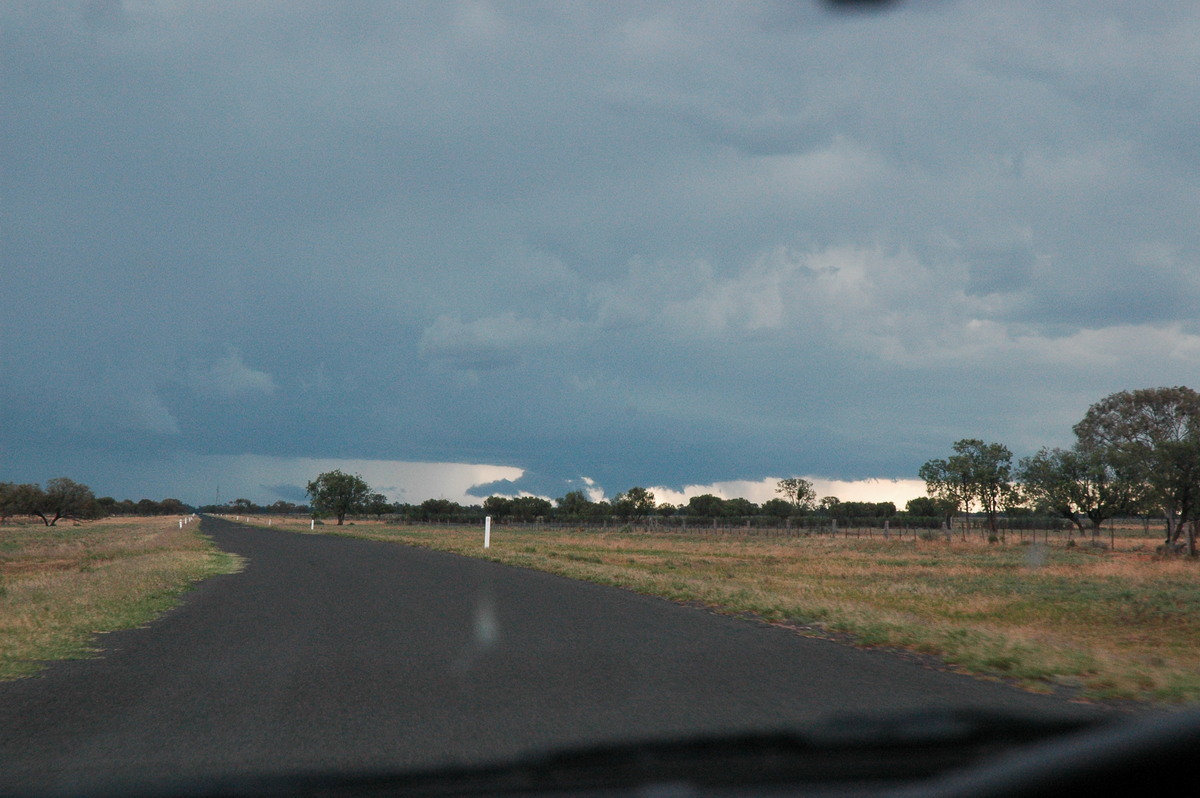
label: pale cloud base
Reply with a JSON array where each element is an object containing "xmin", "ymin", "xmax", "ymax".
[
  {"xmin": 85, "ymin": 453, "xmax": 924, "ymax": 510},
  {"xmin": 648, "ymin": 477, "xmax": 927, "ymax": 508},
  {"xmin": 105, "ymin": 454, "xmax": 524, "ymax": 507}
]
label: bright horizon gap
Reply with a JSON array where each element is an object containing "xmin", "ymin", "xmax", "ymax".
[
  {"xmin": 64, "ymin": 454, "xmax": 929, "ymax": 509},
  {"xmin": 643, "ymin": 478, "xmax": 929, "ymax": 509}
]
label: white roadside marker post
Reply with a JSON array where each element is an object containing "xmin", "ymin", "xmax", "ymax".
[
  {"xmin": 311, "ymin": 519, "xmax": 315, "ymax": 530},
  {"xmin": 484, "ymin": 516, "xmax": 491, "ymax": 548}
]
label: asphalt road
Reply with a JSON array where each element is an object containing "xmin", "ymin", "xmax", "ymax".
[{"xmin": 0, "ymin": 517, "xmax": 1107, "ymax": 793}]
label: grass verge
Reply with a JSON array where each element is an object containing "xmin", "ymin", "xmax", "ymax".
[
  {"xmin": 0, "ymin": 517, "xmax": 242, "ymax": 680},
  {"xmin": 248, "ymin": 517, "xmax": 1199, "ymax": 705}
]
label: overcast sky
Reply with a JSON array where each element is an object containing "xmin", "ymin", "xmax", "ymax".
[{"xmin": 4, "ymin": 1, "xmax": 1200, "ymax": 507}]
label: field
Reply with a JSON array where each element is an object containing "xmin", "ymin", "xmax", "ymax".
[
  {"xmin": 250, "ymin": 516, "xmax": 1200, "ymax": 705},
  {"xmin": 0, "ymin": 517, "xmax": 241, "ymax": 680}
]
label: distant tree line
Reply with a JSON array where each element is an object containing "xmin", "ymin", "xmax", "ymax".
[
  {"xmin": 196, "ymin": 498, "xmax": 311, "ymax": 516},
  {"xmin": 920, "ymin": 386, "xmax": 1200, "ymax": 555},
  {"xmin": 23, "ymin": 386, "xmax": 1190, "ymax": 546},
  {"xmin": 294, "ymin": 471, "xmax": 937, "ymax": 528},
  {"xmin": 0, "ymin": 478, "xmax": 193, "ymax": 526}
]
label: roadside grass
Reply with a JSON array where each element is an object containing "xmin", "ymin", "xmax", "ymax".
[
  {"xmin": 247, "ymin": 516, "xmax": 1200, "ymax": 705},
  {"xmin": 0, "ymin": 517, "xmax": 241, "ymax": 680}
]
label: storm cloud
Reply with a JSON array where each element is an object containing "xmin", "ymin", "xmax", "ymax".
[{"xmin": 3, "ymin": 2, "xmax": 1199, "ymax": 504}]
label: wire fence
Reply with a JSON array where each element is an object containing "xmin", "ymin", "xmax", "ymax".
[
  {"xmin": 361, "ymin": 514, "xmax": 1169, "ymax": 549},
  {"xmin": 239, "ymin": 511, "xmax": 1174, "ymax": 552}
]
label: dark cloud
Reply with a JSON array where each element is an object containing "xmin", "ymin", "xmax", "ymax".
[{"xmin": 3, "ymin": 1, "xmax": 1199, "ymax": 503}]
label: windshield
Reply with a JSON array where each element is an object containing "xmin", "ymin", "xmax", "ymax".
[{"xmin": 2, "ymin": 1, "xmax": 1198, "ymax": 794}]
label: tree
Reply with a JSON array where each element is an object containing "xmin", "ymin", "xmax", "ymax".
[
  {"xmin": 585, "ymin": 500, "xmax": 613, "ymax": 521},
  {"xmin": 555, "ymin": 490, "xmax": 592, "ymax": 519},
  {"xmin": 419, "ymin": 498, "xmax": 461, "ymax": 522},
  {"xmin": 614, "ymin": 487, "xmax": 655, "ymax": 521},
  {"xmin": 686, "ymin": 494, "xmax": 726, "ymax": 518},
  {"xmin": 483, "ymin": 495, "xmax": 513, "ymax": 519},
  {"xmin": 762, "ymin": 498, "xmax": 793, "ymax": 520},
  {"xmin": 1073, "ymin": 386, "xmax": 1200, "ymax": 554},
  {"xmin": 511, "ymin": 496, "xmax": 552, "ymax": 521},
  {"xmin": 904, "ymin": 496, "xmax": 956, "ymax": 526},
  {"xmin": 366, "ymin": 493, "xmax": 392, "ymax": 519},
  {"xmin": 919, "ymin": 455, "xmax": 971, "ymax": 531},
  {"xmin": 776, "ymin": 478, "xmax": 816, "ymax": 512},
  {"xmin": 31, "ymin": 477, "xmax": 98, "ymax": 526},
  {"xmin": 723, "ymin": 497, "xmax": 756, "ymax": 518},
  {"xmin": 266, "ymin": 500, "xmax": 306, "ymax": 515},
  {"xmin": 159, "ymin": 498, "xmax": 189, "ymax": 515},
  {"xmin": 920, "ymin": 439, "xmax": 1015, "ymax": 538},
  {"xmin": 961, "ymin": 440, "xmax": 1016, "ymax": 538},
  {"xmin": 0, "ymin": 482, "xmax": 40, "ymax": 525},
  {"xmin": 306, "ymin": 470, "xmax": 372, "ymax": 525},
  {"xmin": 1018, "ymin": 446, "xmax": 1137, "ymax": 540}
]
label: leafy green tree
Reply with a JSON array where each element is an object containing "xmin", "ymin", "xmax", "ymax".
[
  {"xmin": 904, "ymin": 496, "xmax": 936, "ymax": 516},
  {"xmin": 826, "ymin": 499, "xmax": 896, "ymax": 524},
  {"xmin": 230, "ymin": 498, "xmax": 255, "ymax": 514},
  {"xmin": 366, "ymin": 493, "xmax": 392, "ymax": 519},
  {"xmin": 306, "ymin": 470, "xmax": 372, "ymax": 525},
  {"xmin": 776, "ymin": 478, "xmax": 816, "ymax": 512},
  {"xmin": 511, "ymin": 496, "xmax": 552, "ymax": 521},
  {"xmin": 419, "ymin": 498, "xmax": 461, "ymax": 522},
  {"xmin": 762, "ymin": 498, "xmax": 793, "ymax": 520},
  {"xmin": 686, "ymin": 494, "xmax": 726, "ymax": 518},
  {"xmin": 723, "ymin": 497, "xmax": 756, "ymax": 518},
  {"xmin": 961, "ymin": 440, "xmax": 1015, "ymax": 537},
  {"xmin": 615, "ymin": 487, "xmax": 655, "ymax": 521},
  {"xmin": 267, "ymin": 500, "xmax": 306, "ymax": 515},
  {"xmin": 920, "ymin": 456, "xmax": 970, "ymax": 530},
  {"xmin": 159, "ymin": 498, "xmax": 189, "ymax": 515},
  {"xmin": 1018, "ymin": 446, "xmax": 1137, "ymax": 539},
  {"xmin": 920, "ymin": 439, "xmax": 1015, "ymax": 538},
  {"xmin": 95, "ymin": 496, "xmax": 118, "ymax": 517},
  {"xmin": 879, "ymin": 502, "xmax": 898, "ymax": 518},
  {"xmin": 0, "ymin": 482, "xmax": 41, "ymax": 524},
  {"xmin": 483, "ymin": 495, "xmax": 513, "ymax": 519},
  {"xmin": 904, "ymin": 496, "xmax": 956, "ymax": 526},
  {"xmin": 585, "ymin": 500, "xmax": 613, "ymax": 521},
  {"xmin": 555, "ymin": 490, "xmax": 592, "ymax": 519},
  {"xmin": 1074, "ymin": 386, "xmax": 1200, "ymax": 554},
  {"xmin": 32, "ymin": 477, "xmax": 98, "ymax": 526}
]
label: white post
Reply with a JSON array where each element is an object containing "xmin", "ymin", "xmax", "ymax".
[
  {"xmin": 179, "ymin": 519, "xmax": 183, "ymax": 529},
  {"xmin": 311, "ymin": 519, "xmax": 315, "ymax": 530},
  {"xmin": 484, "ymin": 516, "xmax": 491, "ymax": 548}
]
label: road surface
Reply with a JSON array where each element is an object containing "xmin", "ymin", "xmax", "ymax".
[{"xmin": 0, "ymin": 517, "xmax": 1106, "ymax": 793}]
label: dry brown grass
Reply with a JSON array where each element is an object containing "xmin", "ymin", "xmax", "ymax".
[{"xmin": 0, "ymin": 517, "xmax": 241, "ymax": 679}]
